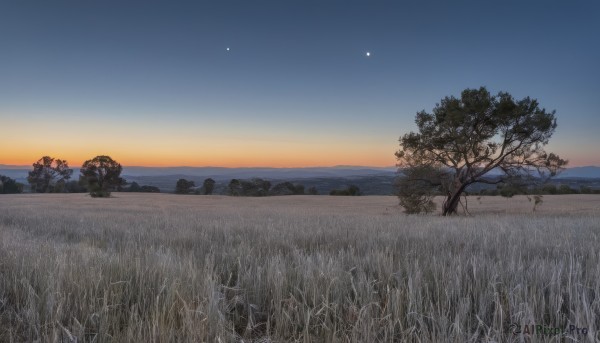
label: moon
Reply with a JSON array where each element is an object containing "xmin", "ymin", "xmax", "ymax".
[
  {"xmin": 226, "ymin": 47, "xmax": 230, "ymax": 51},
  {"xmin": 366, "ymin": 51, "xmax": 371, "ymax": 57}
]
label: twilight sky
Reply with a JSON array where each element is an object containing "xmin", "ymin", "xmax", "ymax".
[{"xmin": 1, "ymin": 1, "xmax": 599, "ymax": 167}]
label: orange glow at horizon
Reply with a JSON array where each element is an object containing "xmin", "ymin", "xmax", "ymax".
[
  {"xmin": 0, "ymin": 144, "xmax": 397, "ymax": 168},
  {"xmin": 2, "ymin": 111, "xmax": 598, "ymax": 168},
  {"xmin": 0, "ymin": 134, "xmax": 398, "ymax": 168}
]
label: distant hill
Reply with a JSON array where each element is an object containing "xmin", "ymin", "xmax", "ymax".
[{"xmin": 559, "ymin": 166, "xmax": 600, "ymax": 178}]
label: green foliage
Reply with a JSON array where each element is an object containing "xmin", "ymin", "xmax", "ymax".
[
  {"xmin": 175, "ymin": 179, "xmax": 196, "ymax": 194},
  {"xmin": 80, "ymin": 155, "xmax": 125, "ymax": 198},
  {"xmin": 0, "ymin": 175, "xmax": 24, "ymax": 194},
  {"xmin": 396, "ymin": 87, "xmax": 567, "ymax": 215},
  {"xmin": 27, "ymin": 156, "xmax": 73, "ymax": 193}
]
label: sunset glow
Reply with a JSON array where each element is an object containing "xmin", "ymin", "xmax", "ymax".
[{"xmin": 1, "ymin": 1, "xmax": 599, "ymax": 168}]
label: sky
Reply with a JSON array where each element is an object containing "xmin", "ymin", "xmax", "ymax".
[{"xmin": 1, "ymin": 0, "xmax": 599, "ymax": 167}]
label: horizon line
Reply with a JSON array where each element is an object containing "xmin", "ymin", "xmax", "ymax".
[{"xmin": 2, "ymin": 163, "xmax": 600, "ymax": 169}]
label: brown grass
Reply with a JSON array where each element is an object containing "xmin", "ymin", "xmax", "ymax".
[{"xmin": 0, "ymin": 194, "xmax": 599, "ymax": 342}]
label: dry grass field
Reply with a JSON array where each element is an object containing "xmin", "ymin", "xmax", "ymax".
[{"xmin": 1, "ymin": 194, "xmax": 599, "ymax": 342}]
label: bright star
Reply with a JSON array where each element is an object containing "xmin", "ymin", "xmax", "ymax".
[{"xmin": 366, "ymin": 51, "xmax": 371, "ymax": 57}]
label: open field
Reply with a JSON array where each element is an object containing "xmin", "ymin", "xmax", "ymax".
[{"xmin": 1, "ymin": 194, "xmax": 599, "ymax": 342}]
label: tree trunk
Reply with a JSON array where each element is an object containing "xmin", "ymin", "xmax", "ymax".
[{"xmin": 442, "ymin": 184, "xmax": 467, "ymax": 216}]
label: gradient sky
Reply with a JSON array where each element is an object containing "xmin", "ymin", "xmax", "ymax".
[{"xmin": 1, "ymin": 1, "xmax": 599, "ymax": 167}]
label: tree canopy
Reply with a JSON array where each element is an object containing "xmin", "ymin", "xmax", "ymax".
[
  {"xmin": 175, "ymin": 179, "xmax": 196, "ymax": 194},
  {"xmin": 0, "ymin": 175, "xmax": 24, "ymax": 194},
  {"xmin": 202, "ymin": 178, "xmax": 216, "ymax": 195},
  {"xmin": 80, "ymin": 155, "xmax": 125, "ymax": 197},
  {"xmin": 27, "ymin": 156, "xmax": 73, "ymax": 193},
  {"xmin": 396, "ymin": 87, "xmax": 567, "ymax": 215}
]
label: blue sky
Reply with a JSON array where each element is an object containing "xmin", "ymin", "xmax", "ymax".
[{"xmin": 1, "ymin": 0, "xmax": 598, "ymax": 167}]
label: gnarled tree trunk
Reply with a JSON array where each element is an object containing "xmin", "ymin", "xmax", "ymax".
[{"xmin": 442, "ymin": 184, "xmax": 467, "ymax": 216}]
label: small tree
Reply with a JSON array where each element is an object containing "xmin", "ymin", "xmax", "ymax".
[
  {"xmin": 395, "ymin": 165, "xmax": 439, "ymax": 214},
  {"xmin": 128, "ymin": 181, "xmax": 142, "ymax": 192},
  {"xmin": 202, "ymin": 178, "xmax": 216, "ymax": 195},
  {"xmin": 228, "ymin": 179, "xmax": 242, "ymax": 196},
  {"xmin": 396, "ymin": 87, "xmax": 567, "ymax": 216},
  {"xmin": 27, "ymin": 156, "xmax": 73, "ymax": 193},
  {"xmin": 307, "ymin": 186, "xmax": 318, "ymax": 195},
  {"xmin": 0, "ymin": 175, "xmax": 24, "ymax": 194},
  {"xmin": 175, "ymin": 179, "xmax": 195, "ymax": 194},
  {"xmin": 80, "ymin": 155, "xmax": 125, "ymax": 197},
  {"xmin": 330, "ymin": 185, "xmax": 361, "ymax": 196}
]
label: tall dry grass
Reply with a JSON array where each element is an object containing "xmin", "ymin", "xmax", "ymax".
[{"xmin": 0, "ymin": 194, "xmax": 599, "ymax": 342}]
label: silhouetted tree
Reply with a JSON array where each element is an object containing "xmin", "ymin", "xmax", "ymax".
[
  {"xmin": 294, "ymin": 184, "xmax": 305, "ymax": 195},
  {"xmin": 175, "ymin": 179, "xmax": 195, "ymax": 194},
  {"xmin": 202, "ymin": 178, "xmax": 216, "ymax": 195},
  {"xmin": 270, "ymin": 182, "xmax": 305, "ymax": 195},
  {"xmin": 80, "ymin": 155, "xmax": 125, "ymax": 197},
  {"xmin": 128, "ymin": 181, "xmax": 142, "ymax": 192},
  {"xmin": 0, "ymin": 175, "xmax": 24, "ymax": 194},
  {"xmin": 228, "ymin": 179, "xmax": 242, "ymax": 196},
  {"xmin": 27, "ymin": 156, "xmax": 73, "ymax": 193},
  {"xmin": 307, "ymin": 186, "xmax": 318, "ymax": 195},
  {"xmin": 330, "ymin": 185, "xmax": 361, "ymax": 196},
  {"xmin": 140, "ymin": 185, "xmax": 160, "ymax": 193},
  {"xmin": 396, "ymin": 87, "xmax": 567, "ymax": 215}
]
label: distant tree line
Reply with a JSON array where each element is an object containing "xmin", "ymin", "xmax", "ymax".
[
  {"xmin": 479, "ymin": 183, "xmax": 600, "ymax": 196},
  {"xmin": 7, "ymin": 156, "xmax": 361, "ymax": 197},
  {"xmin": 18, "ymin": 155, "xmax": 159, "ymax": 197},
  {"xmin": 173, "ymin": 177, "xmax": 347, "ymax": 197},
  {"xmin": 329, "ymin": 185, "xmax": 361, "ymax": 196}
]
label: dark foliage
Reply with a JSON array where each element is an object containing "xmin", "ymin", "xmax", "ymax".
[
  {"xmin": 330, "ymin": 185, "xmax": 361, "ymax": 196},
  {"xmin": 125, "ymin": 182, "xmax": 160, "ymax": 193},
  {"xmin": 395, "ymin": 166, "xmax": 439, "ymax": 214},
  {"xmin": 270, "ymin": 182, "xmax": 305, "ymax": 196},
  {"xmin": 0, "ymin": 175, "xmax": 24, "ymax": 194},
  {"xmin": 27, "ymin": 156, "xmax": 73, "ymax": 193},
  {"xmin": 202, "ymin": 178, "xmax": 216, "ymax": 195},
  {"xmin": 175, "ymin": 179, "xmax": 196, "ymax": 194},
  {"xmin": 396, "ymin": 87, "xmax": 567, "ymax": 215},
  {"xmin": 228, "ymin": 178, "xmax": 271, "ymax": 196},
  {"xmin": 80, "ymin": 156, "xmax": 125, "ymax": 197}
]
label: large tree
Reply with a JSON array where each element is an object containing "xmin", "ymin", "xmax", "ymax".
[
  {"xmin": 80, "ymin": 155, "xmax": 125, "ymax": 197},
  {"xmin": 27, "ymin": 156, "xmax": 73, "ymax": 193},
  {"xmin": 396, "ymin": 87, "xmax": 567, "ymax": 216}
]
